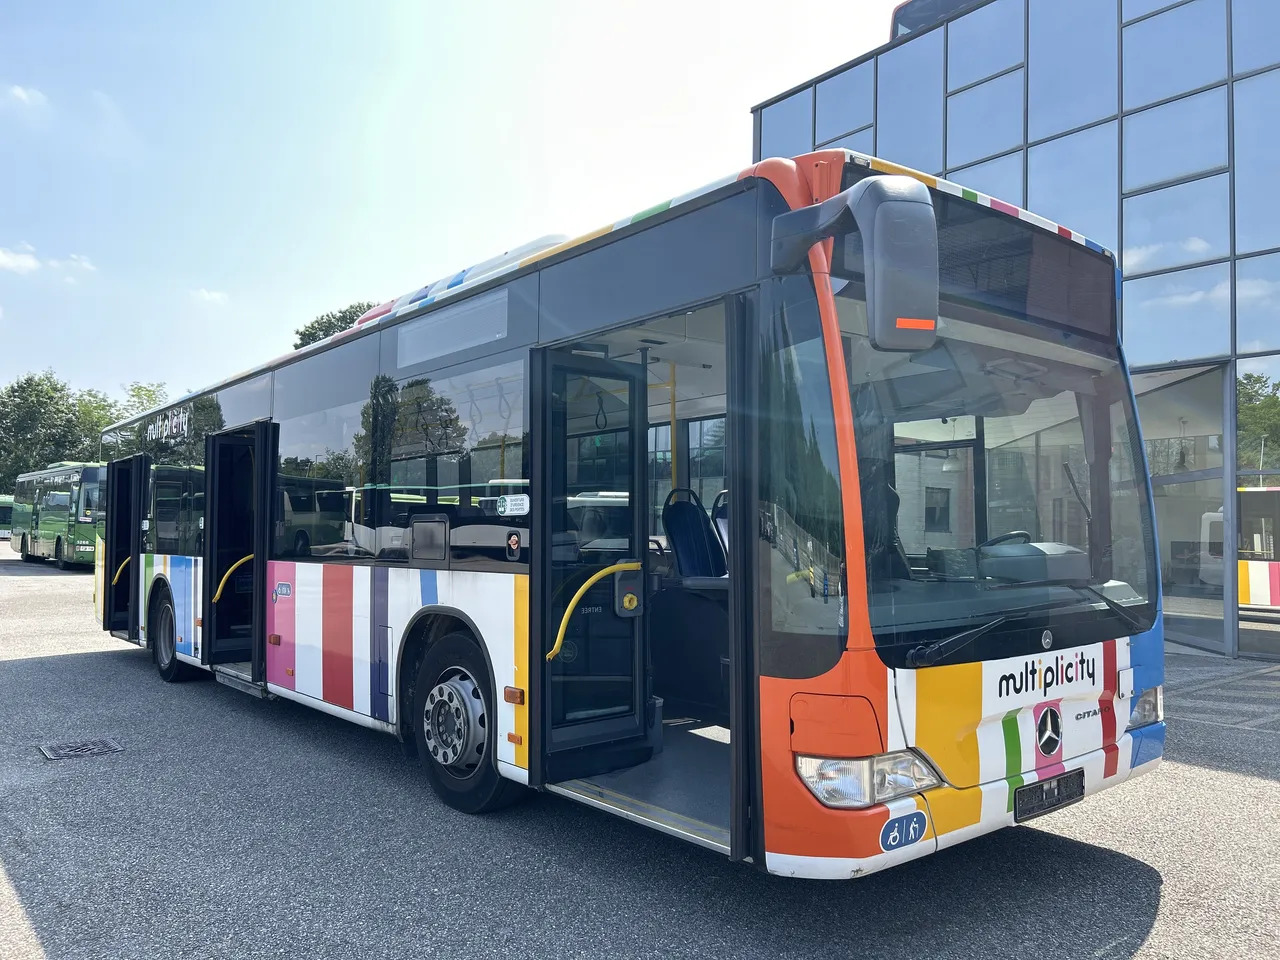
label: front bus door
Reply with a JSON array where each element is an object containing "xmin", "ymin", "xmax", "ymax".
[
  {"xmin": 539, "ymin": 350, "xmax": 654, "ymax": 782},
  {"xmin": 103, "ymin": 454, "xmax": 149, "ymax": 639},
  {"xmin": 201, "ymin": 421, "xmax": 276, "ymax": 679}
]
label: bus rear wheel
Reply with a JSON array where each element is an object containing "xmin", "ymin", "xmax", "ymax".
[
  {"xmin": 413, "ymin": 631, "xmax": 525, "ymax": 814},
  {"xmin": 151, "ymin": 587, "xmax": 193, "ymax": 683},
  {"xmin": 20, "ymin": 537, "xmax": 41, "ymax": 563},
  {"xmin": 55, "ymin": 539, "xmax": 70, "ymax": 571}
]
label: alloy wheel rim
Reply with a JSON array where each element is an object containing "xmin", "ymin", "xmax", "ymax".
[{"xmin": 423, "ymin": 667, "xmax": 487, "ymax": 780}]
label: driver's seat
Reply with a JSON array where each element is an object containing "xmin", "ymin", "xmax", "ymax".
[{"xmin": 859, "ymin": 458, "xmax": 912, "ymax": 581}]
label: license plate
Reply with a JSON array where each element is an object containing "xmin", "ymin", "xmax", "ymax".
[{"xmin": 1014, "ymin": 768, "xmax": 1085, "ymax": 822}]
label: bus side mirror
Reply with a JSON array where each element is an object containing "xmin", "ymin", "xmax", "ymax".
[{"xmin": 771, "ymin": 174, "xmax": 939, "ymax": 353}]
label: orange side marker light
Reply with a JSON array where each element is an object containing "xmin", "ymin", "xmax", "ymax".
[
  {"xmin": 507, "ymin": 733, "xmax": 523, "ymax": 745},
  {"xmin": 503, "ymin": 686, "xmax": 525, "ymax": 705},
  {"xmin": 896, "ymin": 317, "xmax": 936, "ymax": 330}
]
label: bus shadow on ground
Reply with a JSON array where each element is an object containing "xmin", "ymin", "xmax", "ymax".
[
  {"xmin": 0, "ymin": 645, "xmax": 1162, "ymax": 960},
  {"xmin": 0, "ymin": 555, "xmax": 92, "ymax": 578}
]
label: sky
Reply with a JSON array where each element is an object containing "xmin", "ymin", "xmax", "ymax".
[{"xmin": 0, "ymin": 0, "xmax": 899, "ymax": 401}]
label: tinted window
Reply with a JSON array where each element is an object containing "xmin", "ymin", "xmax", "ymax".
[
  {"xmin": 1122, "ymin": 0, "xmax": 1227, "ymax": 109},
  {"xmin": 216, "ymin": 374, "xmax": 272, "ymax": 430},
  {"xmin": 947, "ymin": 0, "xmax": 1024, "ymax": 90},
  {"xmin": 1122, "ymin": 262, "xmax": 1231, "ymax": 365},
  {"xmin": 946, "ymin": 69, "xmax": 1024, "ymax": 168},
  {"xmin": 1122, "ymin": 174, "xmax": 1230, "ymax": 274},
  {"xmin": 394, "ymin": 289, "xmax": 507, "ymax": 372},
  {"xmin": 1027, "ymin": 121, "xmax": 1119, "ymax": 252},
  {"xmin": 1028, "ymin": 0, "xmax": 1118, "ymax": 141},
  {"xmin": 760, "ymin": 89, "xmax": 813, "ymax": 159},
  {"xmin": 876, "ymin": 27, "xmax": 945, "ymax": 173},
  {"xmin": 815, "ymin": 62, "xmax": 873, "ymax": 145},
  {"xmin": 949, "ymin": 150, "xmax": 1024, "ymax": 204},
  {"xmin": 1122, "ymin": 87, "xmax": 1227, "ymax": 191},
  {"xmin": 273, "ymin": 335, "xmax": 379, "ymax": 560},
  {"xmin": 1233, "ymin": 0, "xmax": 1280, "ymax": 74},
  {"xmin": 381, "ymin": 358, "xmax": 528, "ymax": 568},
  {"xmin": 821, "ymin": 127, "xmax": 875, "ymax": 153},
  {"xmin": 1233, "ymin": 69, "xmax": 1280, "ymax": 255},
  {"xmin": 1236, "ymin": 253, "xmax": 1280, "ymax": 355}
]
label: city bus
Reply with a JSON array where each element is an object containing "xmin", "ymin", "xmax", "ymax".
[
  {"xmin": 95, "ymin": 149, "xmax": 1164, "ymax": 880},
  {"xmin": 0, "ymin": 493, "xmax": 13, "ymax": 541},
  {"xmin": 12, "ymin": 462, "xmax": 104, "ymax": 568}
]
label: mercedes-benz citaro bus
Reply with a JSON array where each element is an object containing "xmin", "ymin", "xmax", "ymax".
[{"xmin": 95, "ymin": 149, "xmax": 1163, "ymax": 880}]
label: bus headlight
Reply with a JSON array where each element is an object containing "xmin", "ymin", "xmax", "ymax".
[
  {"xmin": 1126, "ymin": 685, "xmax": 1164, "ymax": 730},
  {"xmin": 795, "ymin": 750, "xmax": 940, "ymax": 809}
]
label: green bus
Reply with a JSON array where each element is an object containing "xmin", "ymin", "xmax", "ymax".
[
  {"xmin": 12, "ymin": 462, "xmax": 104, "ymax": 568},
  {"xmin": 0, "ymin": 493, "xmax": 13, "ymax": 541}
]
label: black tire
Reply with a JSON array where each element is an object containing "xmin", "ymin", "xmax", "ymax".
[
  {"xmin": 55, "ymin": 539, "xmax": 69, "ymax": 571},
  {"xmin": 294, "ymin": 531, "xmax": 310, "ymax": 557},
  {"xmin": 151, "ymin": 587, "xmax": 193, "ymax": 683},
  {"xmin": 20, "ymin": 537, "xmax": 41, "ymax": 563},
  {"xmin": 413, "ymin": 631, "xmax": 526, "ymax": 814}
]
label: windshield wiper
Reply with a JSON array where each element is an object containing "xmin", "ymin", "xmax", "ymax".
[
  {"xmin": 1061, "ymin": 462, "xmax": 1092, "ymax": 523},
  {"xmin": 906, "ymin": 616, "xmax": 1014, "ymax": 668},
  {"xmin": 1070, "ymin": 582, "xmax": 1146, "ymax": 633}
]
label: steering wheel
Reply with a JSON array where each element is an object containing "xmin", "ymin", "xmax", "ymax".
[{"xmin": 980, "ymin": 531, "xmax": 1032, "ymax": 548}]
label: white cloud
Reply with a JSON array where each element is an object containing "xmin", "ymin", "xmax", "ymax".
[
  {"xmin": 63, "ymin": 275, "xmax": 78, "ymax": 286},
  {"xmin": 47, "ymin": 253, "xmax": 96, "ymax": 272},
  {"xmin": 192, "ymin": 288, "xmax": 229, "ymax": 305},
  {"xmin": 0, "ymin": 247, "xmax": 41, "ymax": 274},
  {"xmin": 18, "ymin": 240, "xmax": 35, "ymax": 253},
  {"xmin": 1142, "ymin": 279, "xmax": 1232, "ymax": 310},
  {"xmin": 4, "ymin": 85, "xmax": 47, "ymax": 108}
]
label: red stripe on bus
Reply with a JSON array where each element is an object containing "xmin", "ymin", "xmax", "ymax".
[
  {"xmin": 1101, "ymin": 639, "xmax": 1118, "ymax": 778},
  {"xmin": 322, "ymin": 564, "xmax": 355, "ymax": 710}
]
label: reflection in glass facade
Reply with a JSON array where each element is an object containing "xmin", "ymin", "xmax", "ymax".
[{"xmin": 753, "ymin": 0, "xmax": 1280, "ymax": 656}]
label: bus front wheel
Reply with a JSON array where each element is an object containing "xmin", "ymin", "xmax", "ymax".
[
  {"xmin": 20, "ymin": 537, "xmax": 41, "ymax": 563},
  {"xmin": 55, "ymin": 539, "xmax": 70, "ymax": 571},
  {"xmin": 413, "ymin": 631, "xmax": 525, "ymax": 814}
]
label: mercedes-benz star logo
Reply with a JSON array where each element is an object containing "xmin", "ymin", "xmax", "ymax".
[
  {"xmin": 1037, "ymin": 706, "xmax": 1063, "ymax": 757},
  {"xmin": 1041, "ymin": 629, "xmax": 1054, "ymax": 650}
]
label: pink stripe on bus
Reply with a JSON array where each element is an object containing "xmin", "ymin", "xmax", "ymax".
[{"xmin": 266, "ymin": 561, "xmax": 297, "ymax": 689}]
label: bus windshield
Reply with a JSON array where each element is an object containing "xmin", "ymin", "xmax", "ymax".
[
  {"xmin": 837, "ymin": 194, "xmax": 1157, "ymax": 660},
  {"xmin": 78, "ymin": 467, "xmax": 102, "ymax": 520}
]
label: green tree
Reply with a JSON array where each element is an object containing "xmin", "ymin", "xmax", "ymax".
[
  {"xmin": 0, "ymin": 371, "xmax": 84, "ymax": 489},
  {"xmin": 293, "ymin": 301, "xmax": 376, "ymax": 349},
  {"xmin": 1238, "ymin": 373, "xmax": 1280, "ymax": 473},
  {"xmin": 119, "ymin": 381, "xmax": 168, "ymax": 418}
]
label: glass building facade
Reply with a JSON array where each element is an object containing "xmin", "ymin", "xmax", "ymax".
[{"xmin": 753, "ymin": 0, "xmax": 1280, "ymax": 658}]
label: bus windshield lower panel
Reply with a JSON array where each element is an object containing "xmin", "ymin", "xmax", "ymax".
[{"xmin": 837, "ymin": 210, "xmax": 1157, "ymax": 668}]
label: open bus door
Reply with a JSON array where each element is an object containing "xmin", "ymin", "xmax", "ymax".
[
  {"xmin": 201, "ymin": 421, "xmax": 276, "ymax": 681},
  {"xmin": 537, "ymin": 350, "xmax": 657, "ymax": 782},
  {"xmin": 103, "ymin": 454, "xmax": 149, "ymax": 639}
]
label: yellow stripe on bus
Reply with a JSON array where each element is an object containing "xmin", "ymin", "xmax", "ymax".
[{"xmin": 513, "ymin": 575, "xmax": 530, "ymax": 770}]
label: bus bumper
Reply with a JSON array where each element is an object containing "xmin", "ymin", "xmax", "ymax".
[{"xmin": 764, "ymin": 722, "xmax": 1165, "ymax": 881}]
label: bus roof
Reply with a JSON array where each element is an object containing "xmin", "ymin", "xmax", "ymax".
[
  {"xmin": 15, "ymin": 462, "xmax": 104, "ymax": 482},
  {"xmin": 103, "ymin": 149, "xmax": 1114, "ymax": 436}
]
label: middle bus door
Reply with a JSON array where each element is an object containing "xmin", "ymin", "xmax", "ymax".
[
  {"xmin": 103, "ymin": 454, "xmax": 149, "ymax": 640},
  {"xmin": 201, "ymin": 421, "xmax": 277, "ymax": 680},
  {"xmin": 539, "ymin": 350, "xmax": 654, "ymax": 782}
]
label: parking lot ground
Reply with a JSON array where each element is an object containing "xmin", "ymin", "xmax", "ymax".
[{"xmin": 2, "ymin": 541, "xmax": 1278, "ymax": 960}]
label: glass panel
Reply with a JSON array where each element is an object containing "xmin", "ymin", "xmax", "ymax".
[
  {"xmin": 1122, "ymin": 87, "xmax": 1227, "ymax": 191},
  {"xmin": 947, "ymin": 0, "xmax": 1024, "ymax": 91},
  {"xmin": 760, "ymin": 89, "xmax": 813, "ymax": 159},
  {"xmin": 1028, "ymin": 0, "xmax": 1118, "ymax": 141},
  {"xmin": 876, "ymin": 27, "xmax": 945, "ymax": 173},
  {"xmin": 1233, "ymin": 68, "xmax": 1280, "ymax": 255},
  {"xmin": 688, "ymin": 416, "xmax": 726, "ymax": 512},
  {"xmin": 893, "ymin": 448, "xmax": 975, "ymax": 552},
  {"xmin": 1122, "ymin": 174, "xmax": 1230, "ymax": 274},
  {"xmin": 1132, "ymin": 366, "xmax": 1226, "ymax": 653},
  {"xmin": 1237, "ymin": 480, "xmax": 1280, "ymax": 656},
  {"xmin": 394, "ymin": 290, "xmax": 507, "ymax": 371},
  {"xmin": 381, "ymin": 359, "xmax": 528, "ymax": 563},
  {"xmin": 1027, "ymin": 121, "xmax": 1119, "ymax": 253},
  {"xmin": 815, "ymin": 62, "xmax": 873, "ymax": 145},
  {"xmin": 1122, "ymin": 262, "xmax": 1231, "ymax": 365},
  {"xmin": 1233, "ymin": 0, "xmax": 1280, "ymax": 74},
  {"xmin": 946, "ymin": 69, "xmax": 1024, "ymax": 169},
  {"xmin": 1123, "ymin": 0, "xmax": 1227, "ymax": 110},
  {"xmin": 1237, "ymin": 253, "xmax": 1280, "ymax": 355},
  {"xmin": 647, "ymin": 423, "xmax": 671, "ymax": 536},
  {"xmin": 1238, "ymin": 353, "xmax": 1280, "ymax": 472},
  {"xmin": 820, "ymin": 127, "xmax": 875, "ymax": 154},
  {"xmin": 949, "ymin": 150, "xmax": 1024, "ymax": 205}
]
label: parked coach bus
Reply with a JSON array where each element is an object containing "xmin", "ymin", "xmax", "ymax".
[
  {"xmin": 95, "ymin": 150, "xmax": 1164, "ymax": 880},
  {"xmin": 13, "ymin": 462, "xmax": 103, "ymax": 568},
  {"xmin": 0, "ymin": 493, "xmax": 13, "ymax": 541}
]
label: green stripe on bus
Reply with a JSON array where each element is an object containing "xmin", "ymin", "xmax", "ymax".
[
  {"xmin": 1002, "ymin": 708, "xmax": 1021, "ymax": 813},
  {"xmin": 962, "ymin": 188, "xmax": 978, "ymax": 203},
  {"xmin": 630, "ymin": 200, "xmax": 671, "ymax": 224}
]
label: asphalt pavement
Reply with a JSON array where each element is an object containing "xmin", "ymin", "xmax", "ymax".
[{"xmin": 1, "ymin": 541, "xmax": 1278, "ymax": 960}]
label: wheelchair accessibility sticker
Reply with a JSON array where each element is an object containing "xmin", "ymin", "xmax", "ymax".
[{"xmin": 879, "ymin": 811, "xmax": 927, "ymax": 852}]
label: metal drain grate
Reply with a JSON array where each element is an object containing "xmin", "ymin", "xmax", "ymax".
[{"xmin": 39, "ymin": 738, "xmax": 123, "ymax": 761}]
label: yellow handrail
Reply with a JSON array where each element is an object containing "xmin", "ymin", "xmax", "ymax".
[
  {"xmin": 546, "ymin": 561, "xmax": 643, "ymax": 662},
  {"xmin": 212, "ymin": 554, "xmax": 254, "ymax": 604},
  {"xmin": 111, "ymin": 556, "xmax": 131, "ymax": 585}
]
